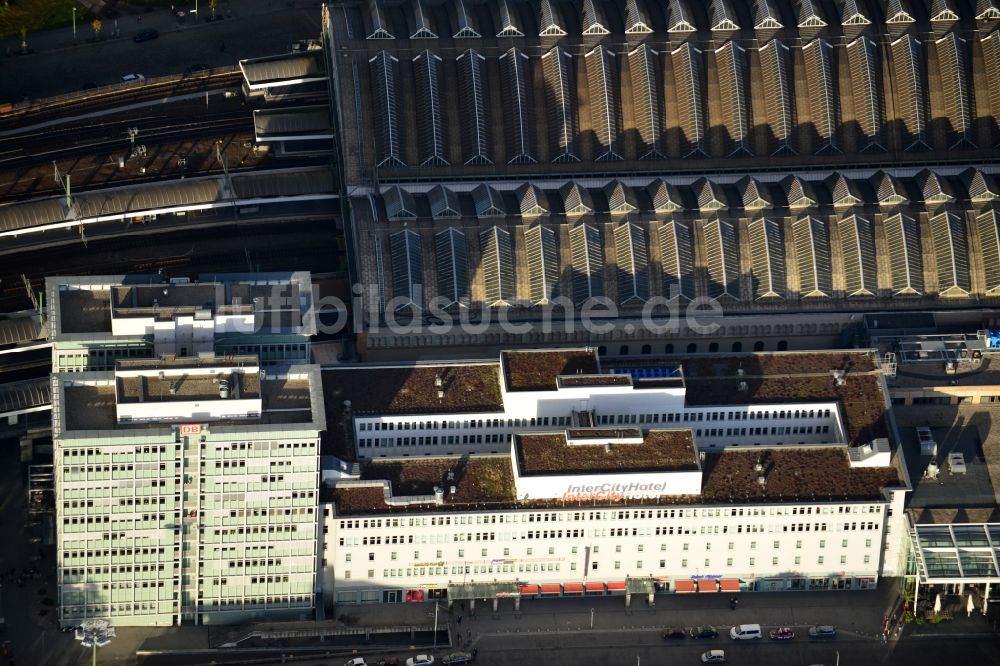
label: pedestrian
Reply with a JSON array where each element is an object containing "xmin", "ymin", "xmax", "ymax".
[
  {"xmin": 457, "ymin": 616, "xmax": 462, "ymax": 625},
  {"xmin": 472, "ymin": 648, "xmax": 478, "ymax": 659}
]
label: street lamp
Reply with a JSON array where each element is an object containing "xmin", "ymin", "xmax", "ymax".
[
  {"xmin": 72, "ymin": 6, "xmax": 76, "ymax": 41},
  {"xmin": 77, "ymin": 619, "xmax": 114, "ymax": 666},
  {"xmin": 590, "ymin": 607, "xmax": 595, "ymax": 629}
]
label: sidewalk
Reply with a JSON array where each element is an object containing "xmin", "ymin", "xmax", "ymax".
[
  {"xmin": 0, "ymin": 0, "xmax": 319, "ymax": 58},
  {"xmin": 334, "ymin": 584, "xmax": 901, "ymax": 647}
]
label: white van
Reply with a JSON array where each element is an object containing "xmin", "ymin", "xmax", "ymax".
[{"xmin": 729, "ymin": 624, "xmax": 762, "ymax": 640}]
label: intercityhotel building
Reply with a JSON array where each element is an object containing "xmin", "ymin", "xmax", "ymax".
[
  {"xmin": 320, "ymin": 348, "xmax": 912, "ymax": 608},
  {"xmin": 49, "ymin": 274, "xmax": 325, "ymax": 626}
]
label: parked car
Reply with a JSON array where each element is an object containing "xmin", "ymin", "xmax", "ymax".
[
  {"xmin": 729, "ymin": 623, "xmax": 762, "ymax": 640},
  {"xmin": 662, "ymin": 627, "xmax": 687, "ymax": 640},
  {"xmin": 344, "ymin": 659, "xmax": 367, "ymax": 666},
  {"xmin": 689, "ymin": 626, "xmax": 719, "ymax": 639},
  {"xmin": 808, "ymin": 625, "xmax": 837, "ymax": 639},
  {"xmin": 700, "ymin": 650, "xmax": 726, "ymax": 664},
  {"xmin": 440, "ymin": 653, "xmax": 473, "ymax": 665},
  {"xmin": 133, "ymin": 29, "xmax": 159, "ymax": 43},
  {"xmin": 121, "ymin": 74, "xmax": 146, "ymax": 83},
  {"xmin": 406, "ymin": 656, "xmax": 434, "ymax": 666},
  {"xmin": 375, "ymin": 659, "xmax": 399, "ymax": 666},
  {"xmin": 769, "ymin": 627, "xmax": 795, "ymax": 640}
]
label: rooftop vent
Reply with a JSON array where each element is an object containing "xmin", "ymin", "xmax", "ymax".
[
  {"xmin": 738, "ymin": 381, "xmax": 749, "ymax": 392},
  {"xmin": 449, "ymin": 485, "xmax": 457, "ymax": 495},
  {"xmin": 754, "ymin": 462, "xmax": 763, "ymax": 473},
  {"xmin": 435, "ymin": 375, "xmax": 443, "ymax": 388},
  {"xmin": 757, "ymin": 476, "xmax": 767, "ymax": 488},
  {"xmin": 437, "ymin": 390, "xmax": 445, "ymax": 400},
  {"xmin": 831, "ymin": 369, "xmax": 847, "ymax": 386},
  {"xmin": 446, "ymin": 470, "xmax": 455, "ymax": 482},
  {"xmin": 218, "ymin": 379, "xmax": 230, "ymax": 399},
  {"xmin": 737, "ymin": 368, "xmax": 745, "ymax": 376},
  {"xmin": 433, "ymin": 486, "xmax": 444, "ymax": 504}
]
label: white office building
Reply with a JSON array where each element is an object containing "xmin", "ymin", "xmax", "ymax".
[
  {"xmin": 320, "ymin": 349, "xmax": 911, "ymax": 607},
  {"xmin": 50, "ymin": 273, "xmax": 326, "ymax": 627}
]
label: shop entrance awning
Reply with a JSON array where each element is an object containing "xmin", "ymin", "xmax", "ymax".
[
  {"xmin": 540, "ymin": 583, "xmax": 561, "ymax": 594},
  {"xmin": 447, "ymin": 581, "xmax": 521, "ymax": 600},
  {"xmin": 607, "ymin": 581, "xmax": 627, "ymax": 593},
  {"xmin": 674, "ymin": 579, "xmax": 696, "ymax": 593},
  {"xmin": 519, "ymin": 584, "xmax": 538, "ymax": 595},
  {"xmin": 585, "ymin": 582, "xmax": 605, "ymax": 593},
  {"xmin": 696, "ymin": 579, "xmax": 719, "ymax": 593},
  {"xmin": 563, "ymin": 583, "xmax": 583, "ymax": 594},
  {"xmin": 720, "ymin": 578, "xmax": 740, "ymax": 593},
  {"xmin": 626, "ymin": 577, "xmax": 655, "ymax": 595}
]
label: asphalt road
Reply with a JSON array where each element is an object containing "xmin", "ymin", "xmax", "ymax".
[
  {"xmin": 0, "ymin": 9, "xmax": 322, "ymax": 101},
  {"xmin": 466, "ymin": 631, "xmax": 1000, "ymax": 666}
]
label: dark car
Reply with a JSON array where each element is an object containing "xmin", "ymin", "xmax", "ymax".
[
  {"xmin": 80, "ymin": 82, "xmax": 99, "ymax": 90},
  {"xmin": 808, "ymin": 625, "xmax": 837, "ymax": 639},
  {"xmin": 440, "ymin": 653, "xmax": 473, "ymax": 666},
  {"xmin": 662, "ymin": 627, "xmax": 687, "ymax": 640},
  {"xmin": 184, "ymin": 63, "xmax": 210, "ymax": 74},
  {"xmin": 690, "ymin": 626, "xmax": 720, "ymax": 640},
  {"xmin": 133, "ymin": 29, "xmax": 159, "ymax": 43},
  {"xmin": 769, "ymin": 627, "xmax": 795, "ymax": 640}
]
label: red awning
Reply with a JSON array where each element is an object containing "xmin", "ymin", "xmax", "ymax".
[
  {"xmin": 606, "ymin": 581, "xmax": 627, "ymax": 592},
  {"xmin": 585, "ymin": 582, "xmax": 605, "ymax": 593},
  {"xmin": 719, "ymin": 578, "xmax": 740, "ymax": 593},
  {"xmin": 563, "ymin": 583, "xmax": 584, "ymax": 594},
  {"xmin": 674, "ymin": 579, "xmax": 696, "ymax": 593},
  {"xmin": 540, "ymin": 583, "xmax": 561, "ymax": 594},
  {"xmin": 696, "ymin": 579, "xmax": 718, "ymax": 593},
  {"xmin": 519, "ymin": 584, "xmax": 538, "ymax": 595}
]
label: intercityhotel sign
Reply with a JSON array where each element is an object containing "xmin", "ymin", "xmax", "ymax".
[{"xmin": 561, "ymin": 481, "xmax": 668, "ymax": 502}]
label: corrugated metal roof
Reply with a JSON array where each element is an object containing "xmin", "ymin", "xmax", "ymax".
[
  {"xmin": 0, "ymin": 379, "xmax": 49, "ymax": 413},
  {"xmin": 231, "ymin": 169, "xmax": 335, "ymax": 198},
  {"xmin": 0, "ymin": 180, "xmax": 223, "ymax": 232},
  {"xmin": 254, "ymin": 107, "xmax": 331, "ymax": 136},
  {"xmin": 0, "ymin": 315, "xmax": 41, "ymax": 346},
  {"xmin": 240, "ymin": 51, "xmax": 325, "ymax": 85}
]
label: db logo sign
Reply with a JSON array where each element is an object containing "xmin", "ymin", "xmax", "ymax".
[{"xmin": 179, "ymin": 424, "xmax": 202, "ymax": 436}]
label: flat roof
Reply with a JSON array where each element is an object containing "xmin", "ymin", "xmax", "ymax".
[
  {"xmin": 322, "ymin": 364, "xmax": 503, "ymax": 415},
  {"xmin": 502, "ymin": 349, "xmax": 600, "ymax": 391},
  {"xmin": 895, "ymin": 404, "xmax": 1000, "ymax": 512},
  {"xmin": 515, "ymin": 430, "xmax": 698, "ymax": 475},
  {"xmin": 62, "ymin": 375, "xmax": 313, "ymax": 432},
  {"xmin": 890, "ymin": 355, "xmax": 1000, "ymax": 388},
  {"xmin": 677, "ymin": 352, "xmax": 888, "ymax": 446},
  {"xmin": 59, "ymin": 289, "xmax": 111, "ymax": 334},
  {"xmin": 56, "ymin": 275, "xmax": 305, "ymax": 335},
  {"xmin": 329, "ymin": 445, "xmax": 903, "ymax": 516},
  {"xmin": 117, "ymin": 371, "xmax": 262, "ymax": 403},
  {"xmin": 700, "ymin": 448, "xmax": 903, "ymax": 503}
]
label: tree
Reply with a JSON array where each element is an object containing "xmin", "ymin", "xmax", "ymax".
[
  {"xmin": 91, "ymin": 18, "xmax": 102, "ymax": 40},
  {"xmin": 209, "ymin": 0, "xmax": 216, "ymax": 19}
]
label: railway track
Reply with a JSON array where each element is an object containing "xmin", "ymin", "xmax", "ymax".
[
  {"xmin": 0, "ymin": 112, "xmax": 255, "ymax": 168},
  {"xmin": 0, "ymin": 69, "xmax": 244, "ymax": 130}
]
